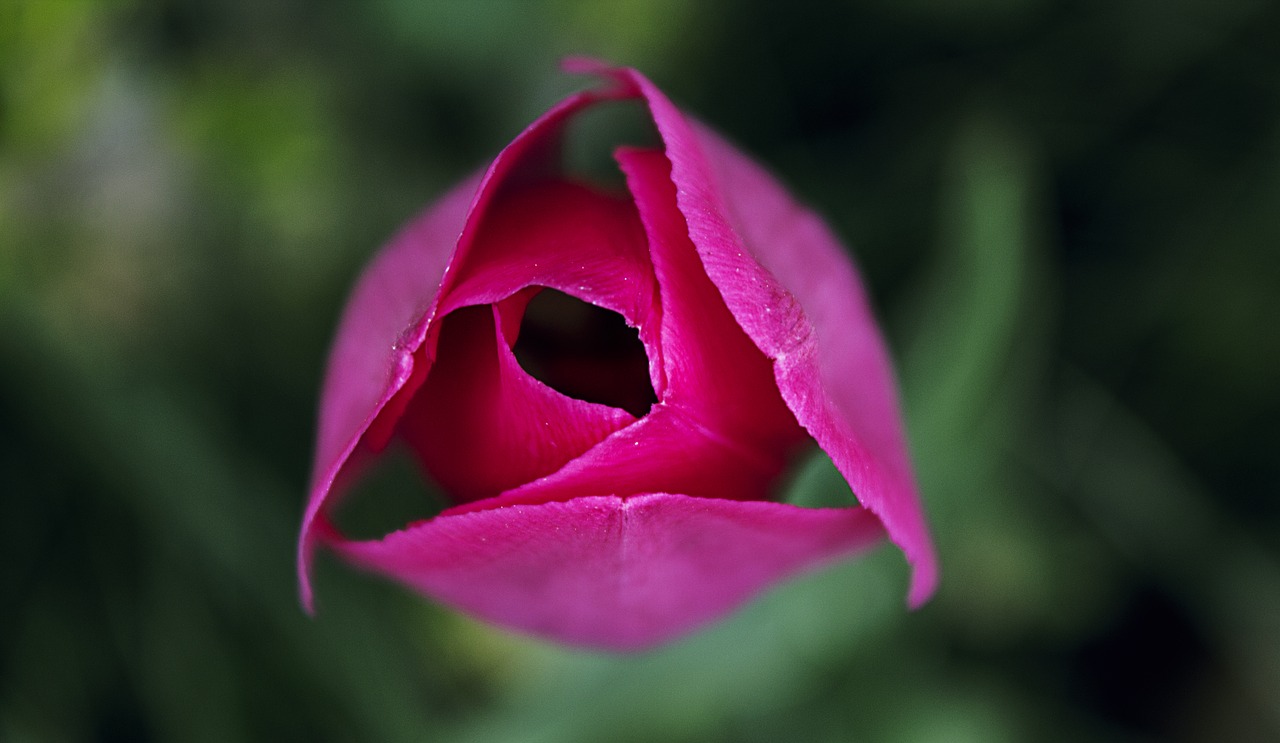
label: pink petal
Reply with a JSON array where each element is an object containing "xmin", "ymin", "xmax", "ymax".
[
  {"xmin": 444, "ymin": 403, "xmax": 793, "ymax": 515},
  {"xmin": 616, "ymin": 146, "xmax": 807, "ymax": 456},
  {"xmin": 434, "ymin": 179, "xmax": 665, "ymax": 396},
  {"xmin": 299, "ymin": 88, "xmax": 612, "ymax": 610},
  {"xmin": 331, "ymin": 493, "xmax": 886, "ymax": 650},
  {"xmin": 298, "ymin": 174, "xmax": 479, "ymax": 611},
  {"xmin": 591, "ymin": 65, "xmax": 940, "ymax": 606},
  {"xmin": 438, "ymin": 180, "xmax": 658, "ymax": 326},
  {"xmin": 390, "ymin": 179, "xmax": 669, "ymax": 503},
  {"xmin": 396, "ymin": 303, "xmax": 635, "ymax": 504}
]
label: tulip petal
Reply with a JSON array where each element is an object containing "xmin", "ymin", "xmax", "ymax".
[
  {"xmin": 299, "ymin": 174, "xmax": 480, "ymax": 610},
  {"xmin": 445, "ymin": 403, "xmax": 791, "ymax": 515},
  {"xmin": 593, "ymin": 65, "xmax": 940, "ymax": 606},
  {"xmin": 396, "ymin": 303, "xmax": 636, "ymax": 503},
  {"xmin": 391, "ymin": 179, "xmax": 666, "ymax": 504},
  {"xmin": 434, "ymin": 179, "xmax": 664, "ymax": 397},
  {"xmin": 438, "ymin": 180, "xmax": 659, "ymax": 333},
  {"xmin": 300, "ymin": 88, "xmax": 610, "ymax": 609},
  {"xmin": 331, "ymin": 493, "xmax": 885, "ymax": 650},
  {"xmin": 616, "ymin": 146, "xmax": 806, "ymax": 456}
]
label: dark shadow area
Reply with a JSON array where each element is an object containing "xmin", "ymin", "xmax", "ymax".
[{"xmin": 513, "ymin": 288, "xmax": 657, "ymax": 418}]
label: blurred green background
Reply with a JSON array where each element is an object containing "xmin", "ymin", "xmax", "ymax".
[{"xmin": 3, "ymin": 1, "xmax": 1278, "ymax": 741}]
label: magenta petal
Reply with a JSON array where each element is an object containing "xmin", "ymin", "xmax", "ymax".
[
  {"xmin": 331, "ymin": 493, "xmax": 885, "ymax": 650},
  {"xmin": 397, "ymin": 304, "xmax": 635, "ymax": 503},
  {"xmin": 446, "ymin": 403, "xmax": 792, "ymax": 515},
  {"xmin": 300, "ymin": 88, "xmax": 609, "ymax": 609},
  {"xmin": 617, "ymin": 147, "xmax": 805, "ymax": 454},
  {"xmin": 434, "ymin": 179, "xmax": 665, "ymax": 396},
  {"xmin": 298, "ymin": 174, "xmax": 480, "ymax": 610},
  {"xmin": 438, "ymin": 180, "xmax": 659, "ymax": 331},
  {"xmin": 300, "ymin": 81, "xmax": 629, "ymax": 609},
  {"xmin": 599, "ymin": 66, "xmax": 939, "ymax": 606}
]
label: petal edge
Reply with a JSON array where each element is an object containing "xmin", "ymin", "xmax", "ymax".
[{"xmin": 333, "ymin": 493, "xmax": 885, "ymax": 650}]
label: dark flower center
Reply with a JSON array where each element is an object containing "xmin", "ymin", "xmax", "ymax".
[{"xmin": 513, "ymin": 288, "xmax": 656, "ymax": 418}]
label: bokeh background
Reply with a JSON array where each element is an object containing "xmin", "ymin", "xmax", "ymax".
[{"xmin": 3, "ymin": 1, "xmax": 1278, "ymax": 741}]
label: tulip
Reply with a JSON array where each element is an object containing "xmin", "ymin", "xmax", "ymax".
[{"xmin": 298, "ymin": 59, "xmax": 937, "ymax": 650}]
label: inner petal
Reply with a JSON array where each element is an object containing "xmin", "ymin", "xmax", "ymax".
[
  {"xmin": 397, "ymin": 303, "xmax": 637, "ymax": 505},
  {"xmin": 434, "ymin": 178, "xmax": 664, "ymax": 397},
  {"xmin": 444, "ymin": 403, "xmax": 795, "ymax": 518},
  {"xmin": 616, "ymin": 147, "xmax": 808, "ymax": 460}
]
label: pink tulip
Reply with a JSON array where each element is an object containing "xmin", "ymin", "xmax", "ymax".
[{"xmin": 298, "ymin": 60, "xmax": 938, "ymax": 650}]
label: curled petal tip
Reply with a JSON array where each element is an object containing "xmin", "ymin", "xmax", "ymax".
[
  {"xmin": 560, "ymin": 55, "xmax": 614, "ymax": 75},
  {"xmin": 906, "ymin": 558, "xmax": 940, "ymax": 610},
  {"xmin": 298, "ymin": 552, "xmax": 317, "ymax": 616},
  {"xmin": 560, "ymin": 56, "xmax": 639, "ymax": 98}
]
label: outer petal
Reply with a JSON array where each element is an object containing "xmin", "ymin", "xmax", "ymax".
[
  {"xmin": 300, "ymin": 88, "xmax": 610, "ymax": 610},
  {"xmin": 586, "ymin": 64, "xmax": 939, "ymax": 606},
  {"xmin": 299, "ymin": 174, "xmax": 479, "ymax": 610},
  {"xmin": 331, "ymin": 493, "xmax": 885, "ymax": 650}
]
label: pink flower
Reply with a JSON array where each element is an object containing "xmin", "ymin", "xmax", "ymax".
[{"xmin": 298, "ymin": 60, "xmax": 937, "ymax": 650}]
